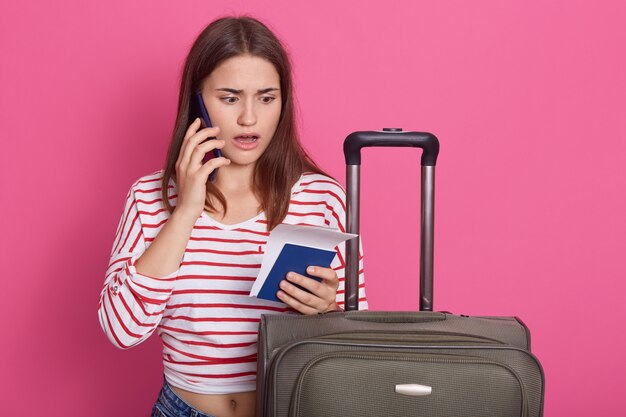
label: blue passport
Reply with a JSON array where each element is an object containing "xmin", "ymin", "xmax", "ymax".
[{"xmin": 256, "ymin": 243, "xmax": 337, "ymax": 302}]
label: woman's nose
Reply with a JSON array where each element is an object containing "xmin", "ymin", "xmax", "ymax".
[{"xmin": 237, "ymin": 102, "xmax": 257, "ymax": 126}]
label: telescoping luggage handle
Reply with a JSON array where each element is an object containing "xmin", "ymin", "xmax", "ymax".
[{"xmin": 343, "ymin": 128, "xmax": 440, "ymax": 312}]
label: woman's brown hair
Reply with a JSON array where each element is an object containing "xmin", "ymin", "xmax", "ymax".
[{"xmin": 161, "ymin": 15, "xmax": 333, "ymax": 232}]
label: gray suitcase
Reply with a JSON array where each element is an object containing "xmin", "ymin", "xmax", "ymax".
[{"xmin": 256, "ymin": 129, "xmax": 545, "ymax": 417}]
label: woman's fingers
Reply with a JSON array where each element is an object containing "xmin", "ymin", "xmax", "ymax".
[
  {"xmin": 192, "ymin": 139, "xmax": 231, "ymax": 183},
  {"xmin": 178, "ymin": 118, "xmax": 202, "ymax": 170},
  {"xmin": 305, "ymin": 266, "xmax": 339, "ymax": 288},
  {"xmin": 276, "ymin": 288, "xmax": 319, "ymax": 315},
  {"xmin": 287, "ymin": 267, "xmax": 338, "ymax": 293},
  {"xmin": 183, "ymin": 117, "xmax": 202, "ymax": 141},
  {"xmin": 279, "ymin": 276, "xmax": 318, "ymax": 305},
  {"xmin": 278, "ymin": 268, "xmax": 339, "ymax": 313},
  {"xmin": 178, "ymin": 124, "xmax": 221, "ymax": 173},
  {"xmin": 190, "ymin": 138, "xmax": 226, "ymax": 169},
  {"xmin": 173, "ymin": 120, "xmax": 227, "ymax": 218},
  {"xmin": 198, "ymin": 154, "xmax": 231, "ymax": 179}
]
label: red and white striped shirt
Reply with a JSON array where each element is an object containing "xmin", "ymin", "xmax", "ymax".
[{"xmin": 98, "ymin": 170, "xmax": 367, "ymax": 394}]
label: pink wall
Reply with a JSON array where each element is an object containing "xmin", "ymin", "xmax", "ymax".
[{"xmin": 2, "ymin": 0, "xmax": 625, "ymax": 415}]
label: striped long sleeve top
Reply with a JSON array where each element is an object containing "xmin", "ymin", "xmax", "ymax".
[{"xmin": 98, "ymin": 170, "xmax": 367, "ymax": 394}]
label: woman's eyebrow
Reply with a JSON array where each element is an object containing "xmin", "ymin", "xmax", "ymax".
[{"xmin": 215, "ymin": 88, "xmax": 280, "ymax": 94}]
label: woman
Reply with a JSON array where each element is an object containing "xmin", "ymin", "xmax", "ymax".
[{"xmin": 98, "ymin": 16, "xmax": 367, "ymax": 417}]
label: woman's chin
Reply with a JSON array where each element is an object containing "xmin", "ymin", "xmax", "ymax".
[{"xmin": 218, "ymin": 158, "xmax": 257, "ymax": 169}]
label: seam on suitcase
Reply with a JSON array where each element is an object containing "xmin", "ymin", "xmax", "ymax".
[
  {"xmin": 270, "ymin": 340, "xmax": 544, "ymax": 417},
  {"xmin": 290, "ymin": 351, "xmax": 530, "ymax": 417}
]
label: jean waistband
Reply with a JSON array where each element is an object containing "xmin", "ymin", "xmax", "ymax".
[{"xmin": 159, "ymin": 379, "xmax": 216, "ymax": 417}]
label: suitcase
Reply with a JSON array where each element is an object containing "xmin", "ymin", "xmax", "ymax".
[{"xmin": 256, "ymin": 129, "xmax": 545, "ymax": 417}]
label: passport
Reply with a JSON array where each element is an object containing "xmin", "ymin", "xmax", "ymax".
[
  {"xmin": 249, "ymin": 224, "xmax": 357, "ymax": 303},
  {"xmin": 256, "ymin": 243, "xmax": 337, "ymax": 302}
]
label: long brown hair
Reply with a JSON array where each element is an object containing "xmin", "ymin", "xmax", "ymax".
[{"xmin": 161, "ymin": 15, "xmax": 333, "ymax": 231}]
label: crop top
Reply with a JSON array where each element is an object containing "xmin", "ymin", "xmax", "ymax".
[{"xmin": 98, "ymin": 170, "xmax": 367, "ymax": 394}]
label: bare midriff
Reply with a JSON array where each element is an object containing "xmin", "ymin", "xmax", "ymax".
[{"xmin": 171, "ymin": 386, "xmax": 256, "ymax": 417}]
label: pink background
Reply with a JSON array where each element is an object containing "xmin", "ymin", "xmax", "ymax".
[{"xmin": 1, "ymin": 0, "xmax": 625, "ymax": 415}]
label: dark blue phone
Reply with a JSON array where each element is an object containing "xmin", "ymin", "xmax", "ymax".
[{"xmin": 190, "ymin": 91, "xmax": 222, "ymax": 182}]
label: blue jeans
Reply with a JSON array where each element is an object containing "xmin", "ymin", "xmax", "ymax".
[{"xmin": 151, "ymin": 379, "xmax": 217, "ymax": 417}]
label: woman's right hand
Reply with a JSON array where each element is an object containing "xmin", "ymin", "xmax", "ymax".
[{"xmin": 174, "ymin": 118, "xmax": 231, "ymax": 219}]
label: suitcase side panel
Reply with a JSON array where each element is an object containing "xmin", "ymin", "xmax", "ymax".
[
  {"xmin": 257, "ymin": 310, "xmax": 532, "ymax": 415},
  {"xmin": 269, "ymin": 341, "xmax": 543, "ymax": 417},
  {"xmin": 293, "ymin": 352, "xmax": 527, "ymax": 417}
]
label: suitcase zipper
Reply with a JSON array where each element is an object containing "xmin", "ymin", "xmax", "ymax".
[
  {"xmin": 290, "ymin": 351, "xmax": 529, "ymax": 417},
  {"xmin": 316, "ymin": 329, "xmax": 506, "ymax": 345}
]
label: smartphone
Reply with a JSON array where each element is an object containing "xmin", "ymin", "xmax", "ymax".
[{"xmin": 189, "ymin": 91, "xmax": 222, "ymax": 182}]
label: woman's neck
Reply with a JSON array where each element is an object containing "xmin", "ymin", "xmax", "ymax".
[{"xmin": 213, "ymin": 163, "xmax": 255, "ymax": 194}]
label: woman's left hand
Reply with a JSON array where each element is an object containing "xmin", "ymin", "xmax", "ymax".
[{"xmin": 277, "ymin": 266, "xmax": 342, "ymax": 314}]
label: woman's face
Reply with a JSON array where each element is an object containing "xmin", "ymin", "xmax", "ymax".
[{"xmin": 200, "ymin": 54, "xmax": 282, "ymax": 168}]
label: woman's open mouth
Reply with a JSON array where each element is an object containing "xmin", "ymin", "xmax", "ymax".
[{"xmin": 233, "ymin": 134, "xmax": 260, "ymax": 150}]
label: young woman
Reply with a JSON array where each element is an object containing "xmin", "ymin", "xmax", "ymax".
[{"xmin": 98, "ymin": 16, "xmax": 367, "ymax": 417}]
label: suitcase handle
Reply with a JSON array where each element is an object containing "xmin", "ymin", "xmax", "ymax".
[
  {"xmin": 343, "ymin": 128, "xmax": 440, "ymax": 312},
  {"xmin": 343, "ymin": 129, "xmax": 439, "ymax": 166},
  {"xmin": 345, "ymin": 311, "xmax": 446, "ymax": 323}
]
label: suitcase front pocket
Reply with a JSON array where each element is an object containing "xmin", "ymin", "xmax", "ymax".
[{"xmin": 290, "ymin": 352, "xmax": 529, "ymax": 417}]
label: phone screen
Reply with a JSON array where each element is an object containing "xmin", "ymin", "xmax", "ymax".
[{"xmin": 190, "ymin": 91, "xmax": 222, "ymax": 181}]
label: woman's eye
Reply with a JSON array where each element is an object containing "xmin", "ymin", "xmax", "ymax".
[
  {"xmin": 261, "ymin": 96, "xmax": 275, "ymax": 103},
  {"xmin": 222, "ymin": 97, "xmax": 238, "ymax": 104}
]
